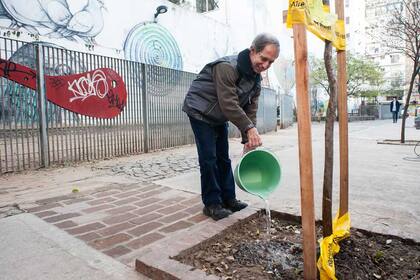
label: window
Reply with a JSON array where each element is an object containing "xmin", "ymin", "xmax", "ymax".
[
  {"xmin": 390, "ymin": 54, "xmax": 399, "ymax": 63},
  {"xmin": 345, "ymin": 0, "xmax": 349, "ymax": 7},
  {"xmin": 168, "ymin": 0, "xmax": 184, "ymax": 4},
  {"xmin": 196, "ymin": 0, "xmax": 219, "ymax": 13},
  {"xmin": 345, "ymin": 17, "xmax": 350, "ymax": 24}
]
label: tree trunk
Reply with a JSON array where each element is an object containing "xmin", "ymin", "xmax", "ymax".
[
  {"xmin": 322, "ymin": 39, "xmax": 337, "ymax": 238},
  {"xmin": 400, "ymin": 60, "xmax": 419, "ymax": 143}
]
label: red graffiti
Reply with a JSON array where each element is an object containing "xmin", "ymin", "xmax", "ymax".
[{"xmin": 0, "ymin": 58, "xmax": 127, "ymax": 118}]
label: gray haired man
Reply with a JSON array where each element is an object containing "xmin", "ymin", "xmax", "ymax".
[{"xmin": 183, "ymin": 33, "xmax": 280, "ymax": 220}]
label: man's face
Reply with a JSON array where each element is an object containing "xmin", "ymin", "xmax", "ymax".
[{"xmin": 249, "ymin": 44, "xmax": 279, "ymax": 74}]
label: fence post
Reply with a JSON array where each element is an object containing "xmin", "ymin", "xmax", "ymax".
[
  {"xmin": 378, "ymin": 104, "xmax": 383, "ymax": 119},
  {"xmin": 35, "ymin": 44, "xmax": 49, "ymax": 167},
  {"xmin": 275, "ymin": 92, "xmax": 279, "ymax": 132},
  {"xmin": 141, "ymin": 63, "xmax": 149, "ymax": 153},
  {"xmin": 280, "ymin": 94, "xmax": 284, "ymax": 128}
]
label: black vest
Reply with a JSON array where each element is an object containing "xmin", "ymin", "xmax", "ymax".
[{"xmin": 182, "ymin": 51, "xmax": 261, "ymax": 125}]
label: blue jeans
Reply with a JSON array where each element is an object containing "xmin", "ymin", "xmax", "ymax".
[
  {"xmin": 189, "ymin": 117, "xmax": 236, "ymax": 206},
  {"xmin": 392, "ymin": 111, "xmax": 398, "ymax": 123}
]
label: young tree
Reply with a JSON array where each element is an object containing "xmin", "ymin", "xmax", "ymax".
[
  {"xmin": 311, "ymin": 48, "xmax": 384, "ymax": 236},
  {"xmin": 380, "ymin": 0, "xmax": 420, "ymax": 143},
  {"xmin": 321, "ymin": 0, "xmax": 337, "ymax": 237}
]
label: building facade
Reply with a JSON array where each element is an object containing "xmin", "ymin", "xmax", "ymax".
[{"xmin": 364, "ymin": 0, "xmax": 420, "ymax": 103}]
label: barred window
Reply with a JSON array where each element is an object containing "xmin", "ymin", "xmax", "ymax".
[
  {"xmin": 196, "ymin": 0, "xmax": 219, "ymax": 13},
  {"xmin": 168, "ymin": 0, "xmax": 183, "ymax": 4}
]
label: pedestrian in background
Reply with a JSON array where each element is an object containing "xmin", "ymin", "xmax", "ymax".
[{"xmin": 390, "ymin": 97, "xmax": 401, "ymax": 123}]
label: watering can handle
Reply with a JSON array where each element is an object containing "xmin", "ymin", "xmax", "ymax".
[{"xmin": 242, "ymin": 146, "xmax": 274, "ymax": 156}]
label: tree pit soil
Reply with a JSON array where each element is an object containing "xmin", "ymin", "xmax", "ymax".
[{"xmin": 174, "ymin": 211, "xmax": 420, "ymax": 279}]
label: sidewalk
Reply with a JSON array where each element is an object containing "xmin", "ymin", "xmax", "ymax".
[
  {"xmin": 0, "ymin": 214, "xmax": 147, "ymax": 280},
  {"xmin": 0, "ymin": 120, "xmax": 419, "ymax": 279}
]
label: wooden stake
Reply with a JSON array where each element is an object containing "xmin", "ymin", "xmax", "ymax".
[
  {"xmin": 335, "ymin": 0, "xmax": 349, "ymax": 217},
  {"xmin": 292, "ymin": 23, "xmax": 317, "ymax": 280}
]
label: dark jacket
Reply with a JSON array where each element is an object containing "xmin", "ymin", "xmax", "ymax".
[
  {"xmin": 182, "ymin": 49, "xmax": 261, "ymax": 141},
  {"xmin": 390, "ymin": 100, "xmax": 401, "ymax": 112}
]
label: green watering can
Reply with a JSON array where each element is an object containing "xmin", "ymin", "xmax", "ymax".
[{"xmin": 234, "ymin": 149, "xmax": 282, "ymax": 199}]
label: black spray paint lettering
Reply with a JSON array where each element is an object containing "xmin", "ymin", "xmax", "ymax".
[{"xmin": 0, "ymin": 59, "xmax": 36, "ymax": 80}]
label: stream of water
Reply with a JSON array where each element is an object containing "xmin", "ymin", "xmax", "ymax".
[{"xmin": 264, "ymin": 198, "xmax": 271, "ymax": 238}]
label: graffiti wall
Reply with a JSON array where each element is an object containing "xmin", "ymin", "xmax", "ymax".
[{"xmin": 0, "ymin": 0, "xmax": 285, "ymax": 74}]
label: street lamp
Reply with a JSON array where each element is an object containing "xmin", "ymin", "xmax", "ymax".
[{"xmin": 154, "ymin": 5, "xmax": 168, "ymax": 22}]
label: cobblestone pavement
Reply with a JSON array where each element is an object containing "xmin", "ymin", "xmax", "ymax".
[
  {"xmin": 92, "ymin": 136, "xmax": 295, "ymax": 183},
  {"xmin": 95, "ymin": 153, "xmax": 200, "ymax": 182}
]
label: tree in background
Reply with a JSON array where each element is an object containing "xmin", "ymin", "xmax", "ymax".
[
  {"xmin": 383, "ymin": 72, "xmax": 405, "ymax": 99},
  {"xmin": 274, "ymin": 57, "xmax": 296, "ymax": 95},
  {"xmin": 310, "ymin": 53, "xmax": 384, "ymax": 98}
]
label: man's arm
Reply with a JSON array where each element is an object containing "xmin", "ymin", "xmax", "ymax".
[
  {"xmin": 212, "ymin": 63, "xmax": 255, "ymax": 133},
  {"xmin": 241, "ymin": 88, "xmax": 261, "ymax": 143},
  {"xmin": 213, "ymin": 63, "xmax": 262, "ymax": 149}
]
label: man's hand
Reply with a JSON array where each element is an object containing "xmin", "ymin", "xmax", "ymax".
[
  {"xmin": 246, "ymin": 127, "xmax": 262, "ymax": 149},
  {"xmin": 243, "ymin": 142, "xmax": 255, "ymax": 155}
]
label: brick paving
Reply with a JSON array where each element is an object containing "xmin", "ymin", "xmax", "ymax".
[{"xmin": 23, "ymin": 182, "xmax": 208, "ymax": 265}]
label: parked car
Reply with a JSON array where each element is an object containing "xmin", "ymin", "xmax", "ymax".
[
  {"xmin": 400, "ymin": 108, "xmax": 409, "ymax": 118},
  {"xmin": 415, "ymin": 107, "xmax": 420, "ymax": 129}
]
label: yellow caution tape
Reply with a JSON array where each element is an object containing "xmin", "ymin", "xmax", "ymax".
[
  {"xmin": 286, "ymin": 0, "xmax": 346, "ymax": 50},
  {"xmin": 317, "ymin": 212, "xmax": 351, "ymax": 280}
]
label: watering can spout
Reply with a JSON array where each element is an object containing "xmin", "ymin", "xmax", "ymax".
[{"xmin": 234, "ymin": 149, "xmax": 282, "ymax": 199}]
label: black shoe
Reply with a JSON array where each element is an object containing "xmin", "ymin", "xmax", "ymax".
[
  {"xmin": 223, "ymin": 199, "xmax": 248, "ymax": 212},
  {"xmin": 203, "ymin": 204, "xmax": 232, "ymax": 221}
]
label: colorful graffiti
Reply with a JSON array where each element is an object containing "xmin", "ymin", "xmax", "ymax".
[
  {"xmin": 0, "ymin": 0, "xmax": 105, "ymax": 43},
  {"xmin": 124, "ymin": 23, "xmax": 183, "ymax": 70},
  {"xmin": 0, "ymin": 57, "xmax": 127, "ymax": 118}
]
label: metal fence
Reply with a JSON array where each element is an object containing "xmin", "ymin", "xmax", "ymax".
[
  {"xmin": 278, "ymin": 94, "xmax": 294, "ymax": 128},
  {"xmin": 378, "ymin": 103, "xmax": 393, "ymax": 120},
  {"xmin": 0, "ymin": 39, "xmax": 279, "ymax": 173}
]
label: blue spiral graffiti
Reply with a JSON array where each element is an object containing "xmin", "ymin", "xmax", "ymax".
[{"xmin": 123, "ymin": 23, "xmax": 183, "ymax": 70}]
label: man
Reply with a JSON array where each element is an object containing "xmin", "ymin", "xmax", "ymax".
[
  {"xmin": 390, "ymin": 97, "xmax": 401, "ymax": 123},
  {"xmin": 182, "ymin": 33, "xmax": 280, "ymax": 220}
]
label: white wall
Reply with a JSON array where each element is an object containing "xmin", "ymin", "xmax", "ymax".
[
  {"xmin": 0, "ymin": 0, "xmax": 231, "ymax": 73},
  {"xmin": 0, "ymin": 0, "xmax": 287, "ymax": 73}
]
